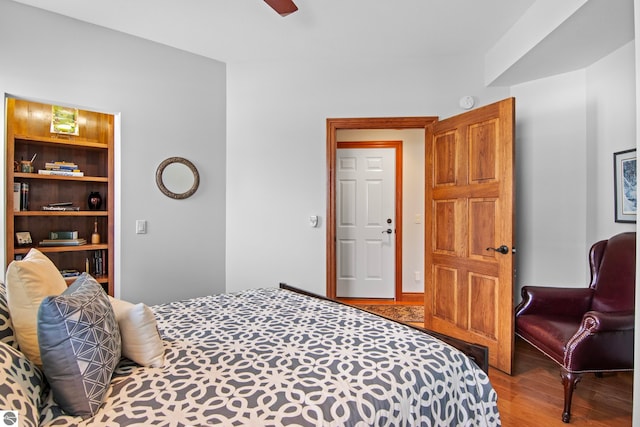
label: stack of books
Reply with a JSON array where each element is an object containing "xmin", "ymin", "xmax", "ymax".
[
  {"xmin": 39, "ymin": 230, "xmax": 86, "ymax": 247},
  {"xmin": 38, "ymin": 161, "xmax": 84, "ymax": 177},
  {"xmin": 13, "ymin": 182, "xmax": 29, "ymax": 211},
  {"xmin": 91, "ymin": 250, "xmax": 107, "ymax": 277}
]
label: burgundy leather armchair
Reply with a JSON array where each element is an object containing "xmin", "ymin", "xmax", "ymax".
[{"xmin": 515, "ymin": 232, "xmax": 635, "ymax": 423}]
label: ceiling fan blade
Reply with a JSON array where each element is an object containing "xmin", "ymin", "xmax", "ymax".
[{"xmin": 264, "ymin": 0, "xmax": 298, "ymax": 16}]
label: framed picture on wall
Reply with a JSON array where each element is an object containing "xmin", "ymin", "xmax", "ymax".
[{"xmin": 614, "ymin": 148, "xmax": 637, "ymax": 223}]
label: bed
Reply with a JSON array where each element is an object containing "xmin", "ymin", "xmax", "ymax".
[{"xmin": 1, "ymin": 268, "xmax": 500, "ymax": 426}]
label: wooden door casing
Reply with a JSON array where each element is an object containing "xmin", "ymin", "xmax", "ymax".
[
  {"xmin": 425, "ymin": 98, "xmax": 515, "ymax": 374},
  {"xmin": 326, "ymin": 117, "xmax": 438, "ymax": 301}
]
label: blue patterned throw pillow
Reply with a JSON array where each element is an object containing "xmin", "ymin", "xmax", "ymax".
[{"xmin": 37, "ymin": 273, "xmax": 121, "ymax": 418}]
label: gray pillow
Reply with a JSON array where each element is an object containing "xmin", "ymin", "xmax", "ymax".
[{"xmin": 37, "ymin": 273, "xmax": 121, "ymax": 418}]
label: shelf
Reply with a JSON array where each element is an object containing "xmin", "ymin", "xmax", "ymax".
[
  {"xmin": 14, "ymin": 172, "xmax": 108, "ymax": 182},
  {"xmin": 15, "ymin": 244, "xmax": 108, "ymax": 255},
  {"xmin": 64, "ymin": 275, "xmax": 109, "ymax": 285},
  {"xmin": 14, "ymin": 211, "xmax": 108, "ymax": 217},
  {"xmin": 14, "ymin": 134, "xmax": 105, "ymax": 149}
]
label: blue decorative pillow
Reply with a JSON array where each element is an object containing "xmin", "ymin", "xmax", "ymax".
[
  {"xmin": 0, "ymin": 340, "xmax": 44, "ymax": 427},
  {"xmin": 0, "ymin": 280, "xmax": 17, "ymax": 348},
  {"xmin": 37, "ymin": 273, "xmax": 121, "ymax": 418}
]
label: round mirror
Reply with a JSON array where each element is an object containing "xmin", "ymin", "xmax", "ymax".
[{"xmin": 156, "ymin": 157, "xmax": 200, "ymax": 199}]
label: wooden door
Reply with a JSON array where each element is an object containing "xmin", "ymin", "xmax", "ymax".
[
  {"xmin": 336, "ymin": 147, "xmax": 396, "ymax": 298},
  {"xmin": 425, "ymin": 98, "xmax": 515, "ymax": 374}
]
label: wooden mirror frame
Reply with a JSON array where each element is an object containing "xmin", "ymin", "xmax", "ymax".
[{"xmin": 155, "ymin": 157, "xmax": 200, "ymax": 199}]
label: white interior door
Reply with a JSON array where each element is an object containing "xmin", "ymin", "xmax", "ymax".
[{"xmin": 336, "ymin": 148, "xmax": 395, "ymax": 298}]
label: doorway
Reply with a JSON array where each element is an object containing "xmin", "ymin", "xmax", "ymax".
[
  {"xmin": 328, "ymin": 100, "xmax": 516, "ymax": 374},
  {"xmin": 326, "ymin": 117, "xmax": 438, "ymax": 300}
]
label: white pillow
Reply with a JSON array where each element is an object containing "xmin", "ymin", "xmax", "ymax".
[
  {"xmin": 5, "ymin": 249, "xmax": 67, "ymax": 365},
  {"xmin": 109, "ymin": 297, "xmax": 164, "ymax": 367}
]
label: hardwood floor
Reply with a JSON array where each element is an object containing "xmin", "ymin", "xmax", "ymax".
[
  {"xmin": 492, "ymin": 338, "xmax": 632, "ymax": 427},
  {"xmin": 340, "ymin": 299, "xmax": 633, "ymax": 426}
]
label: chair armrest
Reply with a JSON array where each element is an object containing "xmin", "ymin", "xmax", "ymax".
[
  {"xmin": 515, "ymin": 286, "xmax": 593, "ymax": 318},
  {"xmin": 581, "ymin": 310, "xmax": 635, "ymax": 332},
  {"xmin": 564, "ymin": 310, "xmax": 635, "ymax": 371}
]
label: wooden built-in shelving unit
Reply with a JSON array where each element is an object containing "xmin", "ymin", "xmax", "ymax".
[{"xmin": 5, "ymin": 98, "xmax": 115, "ymax": 295}]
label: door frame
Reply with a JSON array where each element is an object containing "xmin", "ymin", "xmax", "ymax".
[
  {"xmin": 336, "ymin": 141, "xmax": 402, "ymax": 299},
  {"xmin": 326, "ymin": 117, "xmax": 438, "ymax": 300}
]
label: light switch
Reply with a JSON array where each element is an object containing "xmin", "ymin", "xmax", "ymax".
[
  {"xmin": 309, "ymin": 215, "xmax": 319, "ymax": 228},
  {"xmin": 136, "ymin": 220, "xmax": 147, "ymax": 234}
]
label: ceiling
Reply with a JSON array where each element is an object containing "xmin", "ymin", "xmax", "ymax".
[{"xmin": 9, "ymin": 0, "xmax": 536, "ymax": 63}]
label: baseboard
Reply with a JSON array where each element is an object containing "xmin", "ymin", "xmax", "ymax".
[{"xmin": 400, "ymin": 292, "xmax": 424, "ymax": 303}]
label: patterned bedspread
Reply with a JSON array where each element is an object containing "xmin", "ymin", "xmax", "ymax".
[{"xmin": 40, "ymin": 287, "xmax": 500, "ymax": 426}]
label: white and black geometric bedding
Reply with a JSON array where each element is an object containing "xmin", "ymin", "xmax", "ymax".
[{"xmin": 39, "ymin": 287, "xmax": 500, "ymax": 426}]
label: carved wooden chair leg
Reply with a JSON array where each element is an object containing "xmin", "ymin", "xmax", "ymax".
[{"xmin": 561, "ymin": 370, "xmax": 582, "ymax": 423}]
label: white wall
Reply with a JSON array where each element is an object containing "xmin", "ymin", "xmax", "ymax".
[
  {"xmin": 0, "ymin": 1, "xmax": 227, "ymax": 305},
  {"xmin": 586, "ymin": 41, "xmax": 637, "ymax": 243},
  {"xmin": 226, "ymin": 54, "xmax": 512, "ymax": 295},
  {"xmin": 336, "ymin": 129, "xmax": 425, "ymax": 294},
  {"xmin": 226, "ymin": 43, "xmax": 637, "ymax": 299},
  {"xmin": 510, "ymin": 42, "xmax": 636, "ymax": 299},
  {"xmin": 511, "ymin": 70, "xmax": 589, "ymax": 289}
]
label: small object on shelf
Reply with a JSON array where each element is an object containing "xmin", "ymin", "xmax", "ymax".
[
  {"xmin": 15, "ymin": 231, "xmax": 32, "ymax": 246},
  {"xmin": 20, "ymin": 160, "xmax": 34, "ymax": 173},
  {"xmin": 39, "ymin": 238, "xmax": 87, "ymax": 247},
  {"xmin": 88, "ymin": 191, "xmax": 102, "ymax": 210},
  {"xmin": 20, "ymin": 182, "xmax": 29, "ymax": 211},
  {"xmin": 91, "ymin": 219, "xmax": 100, "ymax": 244},
  {"xmin": 47, "ymin": 202, "xmax": 73, "ymax": 207},
  {"xmin": 49, "ymin": 231, "xmax": 79, "ymax": 240}
]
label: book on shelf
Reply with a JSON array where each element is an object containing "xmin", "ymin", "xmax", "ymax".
[
  {"xmin": 38, "ymin": 169, "xmax": 84, "ymax": 177},
  {"xmin": 13, "ymin": 183, "xmax": 20, "ymax": 212},
  {"xmin": 20, "ymin": 182, "xmax": 29, "ymax": 211},
  {"xmin": 45, "ymin": 161, "xmax": 79, "ymax": 171},
  {"xmin": 59, "ymin": 269, "xmax": 81, "ymax": 278},
  {"xmin": 39, "ymin": 238, "xmax": 87, "ymax": 247},
  {"xmin": 41, "ymin": 206, "xmax": 80, "ymax": 211},
  {"xmin": 49, "ymin": 231, "xmax": 79, "ymax": 239}
]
